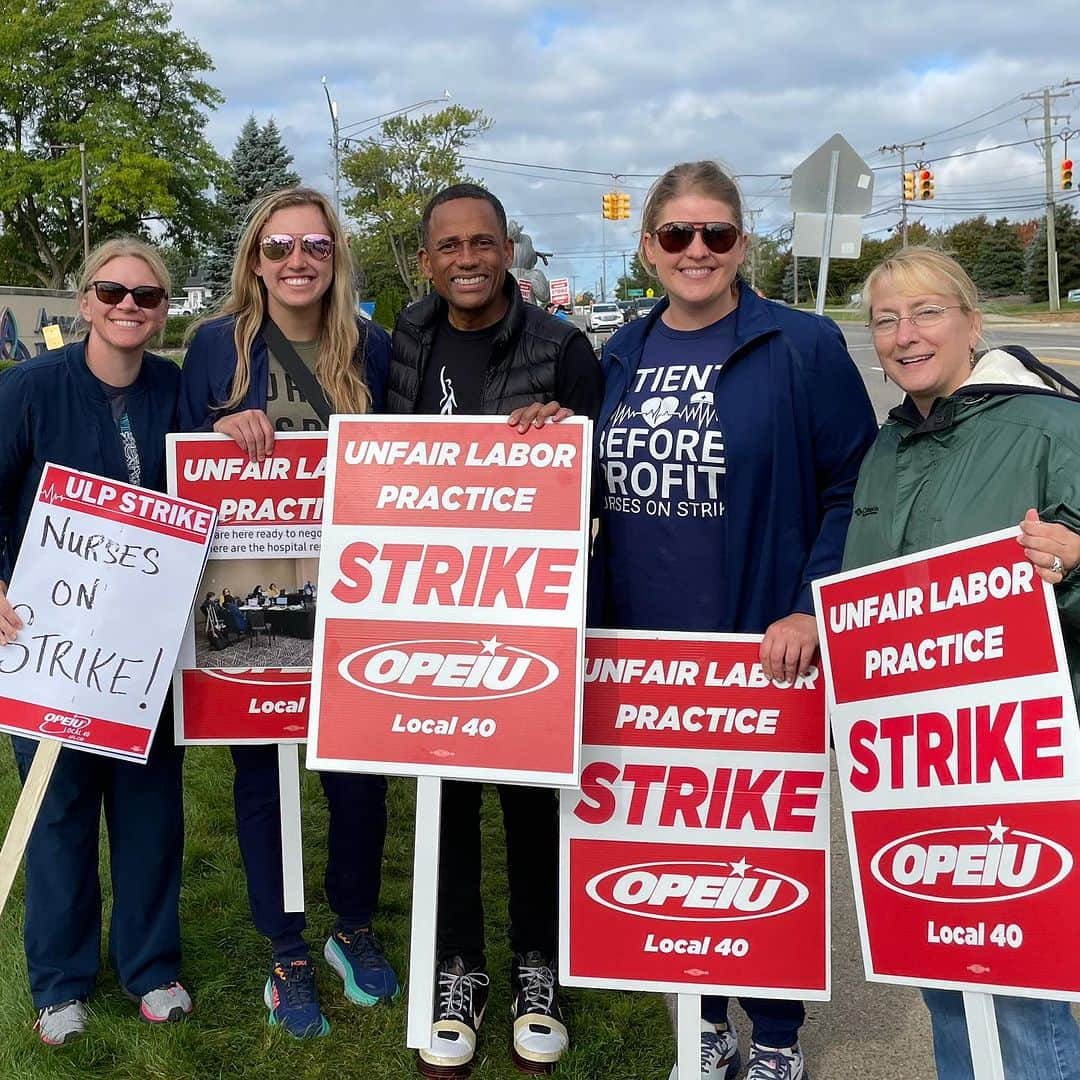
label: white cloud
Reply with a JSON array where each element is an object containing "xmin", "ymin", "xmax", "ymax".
[{"xmin": 170, "ymin": 0, "xmax": 1078, "ymax": 294}]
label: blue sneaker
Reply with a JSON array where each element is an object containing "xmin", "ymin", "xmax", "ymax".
[
  {"xmin": 263, "ymin": 959, "xmax": 330, "ymax": 1038},
  {"xmin": 324, "ymin": 926, "xmax": 399, "ymax": 1005}
]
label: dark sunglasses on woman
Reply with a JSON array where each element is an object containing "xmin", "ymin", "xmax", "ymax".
[
  {"xmin": 89, "ymin": 281, "xmax": 168, "ymax": 308},
  {"xmin": 653, "ymin": 221, "xmax": 741, "ymax": 255},
  {"xmin": 259, "ymin": 233, "xmax": 335, "ymax": 262}
]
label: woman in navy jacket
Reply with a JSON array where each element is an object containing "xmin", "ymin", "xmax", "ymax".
[
  {"xmin": 178, "ymin": 186, "xmax": 394, "ymax": 1039},
  {"xmin": 592, "ymin": 162, "xmax": 877, "ymax": 1080},
  {"xmin": 0, "ymin": 237, "xmax": 191, "ymax": 1044}
]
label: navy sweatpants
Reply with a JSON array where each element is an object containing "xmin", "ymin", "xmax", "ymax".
[
  {"xmin": 13, "ymin": 724, "xmax": 184, "ymax": 1009},
  {"xmin": 230, "ymin": 744, "xmax": 388, "ymax": 959}
]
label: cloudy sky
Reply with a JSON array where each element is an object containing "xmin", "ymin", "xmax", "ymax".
[{"xmin": 172, "ymin": 1, "xmax": 1078, "ymax": 296}]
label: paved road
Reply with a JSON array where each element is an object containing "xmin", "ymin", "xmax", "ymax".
[{"xmin": 841, "ymin": 320, "xmax": 1080, "ymax": 421}]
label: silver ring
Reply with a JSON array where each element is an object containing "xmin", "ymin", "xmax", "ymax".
[{"xmin": 1051, "ymin": 555, "xmax": 1065, "ymax": 576}]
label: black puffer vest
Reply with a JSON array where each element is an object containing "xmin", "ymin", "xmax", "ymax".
[{"xmin": 388, "ymin": 274, "xmax": 579, "ymax": 414}]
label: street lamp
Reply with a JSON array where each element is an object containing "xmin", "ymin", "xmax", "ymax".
[
  {"xmin": 320, "ymin": 82, "xmax": 451, "ymax": 215},
  {"xmin": 47, "ymin": 143, "xmax": 90, "ymax": 262}
]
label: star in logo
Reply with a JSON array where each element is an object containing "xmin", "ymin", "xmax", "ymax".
[
  {"xmin": 728, "ymin": 858, "xmax": 751, "ymax": 877},
  {"xmin": 987, "ymin": 818, "xmax": 1008, "ymax": 843},
  {"xmin": 479, "ymin": 635, "xmax": 501, "ymax": 655}
]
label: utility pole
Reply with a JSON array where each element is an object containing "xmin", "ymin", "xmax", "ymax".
[
  {"xmin": 880, "ymin": 141, "xmax": 924, "ymax": 247},
  {"xmin": 321, "ymin": 77, "xmax": 340, "ymax": 215},
  {"xmin": 47, "ymin": 143, "xmax": 90, "ymax": 263},
  {"xmin": 1023, "ymin": 82, "xmax": 1076, "ymax": 312},
  {"xmin": 745, "ymin": 208, "xmax": 762, "ymax": 291}
]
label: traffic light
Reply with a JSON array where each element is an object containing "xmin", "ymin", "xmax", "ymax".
[
  {"xmin": 602, "ymin": 192, "xmax": 618, "ymax": 220},
  {"xmin": 903, "ymin": 171, "xmax": 915, "ymax": 201},
  {"xmin": 918, "ymin": 169, "xmax": 935, "ymax": 200},
  {"xmin": 617, "ymin": 192, "xmax": 631, "ymax": 220},
  {"xmin": 1063, "ymin": 159, "xmax": 1074, "ymax": 191}
]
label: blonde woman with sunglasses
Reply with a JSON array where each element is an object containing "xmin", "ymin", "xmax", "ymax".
[
  {"xmin": 180, "ymin": 187, "xmax": 396, "ymax": 1038},
  {"xmin": 0, "ymin": 237, "xmax": 193, "ymax": 1044},
  {"xmin": 589, "ymin": 162, "xmax": 877, "ymax": 1080}
]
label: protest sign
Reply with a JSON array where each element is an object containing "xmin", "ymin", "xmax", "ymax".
[
  {"xmin": 814, "ymin": 528, "xmax": 1080, "ymax": 1000},
  {"xmin": 549, "ymin": 277, "xmax": 571, "ymax": 307},
  {"xmin": 167, "ymin": 433, "xmax": 326, "ymax": 744},
  {"xmin": 0, "ymin": 464, "xmax": 215, "ymax": 762},
  {"xmin": 307, "ymin": 415, "xmax": 591, "ymax": 786},
  {"xmin": 561, "ymin": 631, "xmax": 830, "ymax": 999}
]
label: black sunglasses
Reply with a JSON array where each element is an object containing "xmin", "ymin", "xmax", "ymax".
[
  {"xmin": 653, "ymin": 221, "xmax": 741, "ymax": 255},
  {"xmin": 259, "ymin": 233, "xmax": 335, "ymax": 262},
  {"xmin": 89, "ymin": 281, "xmax": 168, "ymax": 309}
]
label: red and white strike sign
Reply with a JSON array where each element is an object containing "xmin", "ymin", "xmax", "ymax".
[
  {"xmin": 814, "ymin": 529, "xmax": 1080, "ymax": 999},
  {"xmin": 560, "ymin": 631, "xmax": 830, "ymax": 998},
  {"xmin": 307, "ymin": 416, "xmax": 591, "ymax": 785},
  {"xmin": 167, "ymin": 433, "xmax": 326, "ymax": 743},
  {"xmin": 549, "ymin": 278, "xmax": 571, "ymax": 307},
  {"xmin": 0, "ymin": 464, "xmax": 215, "ymax": 762},
  {"xmin": 518, "ymin": 277, "xmax": 533, "ymax": 302}
]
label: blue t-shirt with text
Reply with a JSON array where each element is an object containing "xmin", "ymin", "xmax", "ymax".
[{"xmin": 598, "ymin": 313, "xmax": 736, "ymax": 630}]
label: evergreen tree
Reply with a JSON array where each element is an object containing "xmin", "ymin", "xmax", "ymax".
[
  {"xmin": 1024, "ymin": 203, "xmax": 1080, "ymax": 302},
  {"xmin": 972, "ymin": 218, "xmax": 1025, "ymax": 297},
  {"xmin": 203, "ymin": 116, "xmax": 301, "ymax": 299},
  {"xmin": 942, "ymin": 216, "xmax": 993, "ymax": 278}
]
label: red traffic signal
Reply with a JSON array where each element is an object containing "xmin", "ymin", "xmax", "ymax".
[{"xmin": 1063, "ymin": 159, "xmax": 1074, "ymax": 191}]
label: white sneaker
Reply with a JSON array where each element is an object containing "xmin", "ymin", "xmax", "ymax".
[
  {"xmin": 35, "ymin": 999, "xmax": 89, "ymax": 1046},
  {"xmin": 668, "ymin": 1019, "xmax": 742, "ymax": 1079},
  {"xmin": 746, "ymin": 1040, "xmax": 806, "ymax": 1080}
]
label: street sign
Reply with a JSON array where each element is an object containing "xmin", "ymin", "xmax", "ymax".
[
  {"xmin": 790, "ymin": 133, "xmax": 874, "ymax": 315},
  {"xmin": 792, "ymin": 213, "xmax": 865, "ymax": 259},
  {"xmin": 790, "ymin": 133, "xmax": 874, "ymax": 215},
  {"xmin": 627, "ymin": 288, "xmax": 644, "ymax": 298}
]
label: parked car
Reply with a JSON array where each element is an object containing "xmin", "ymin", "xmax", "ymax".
[
  {"xmin": 629, "ymin": 297, "xmax": 660, "ymax": 321},
  {"xmin": 1067, "ymin": 288, "xmax": 1080, "ymax": 303},
  {"xmin": 586, "ymin": 302, "xmax": 624, "ymax": 333},
  {"xmin": 167, "ymin": 297, "xmax": 193, "ymax": 317}
]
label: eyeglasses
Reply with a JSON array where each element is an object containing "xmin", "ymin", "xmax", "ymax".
[
  {"xmin": 259, "ymin": 234, "xmax": 335, "ymax": 262},
  {"xmin": 868, "ymin": 306, "xmax": 962, "ymax": 336},
  {"xmin": 653, "ymin": 221, "xmax": 741, "ymax": 255},
  {"xmin": 88, "ymin": 281, "xmax": 168, "ymax": 309}
]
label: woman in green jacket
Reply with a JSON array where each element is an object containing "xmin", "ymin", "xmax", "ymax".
[{"xmin": 843, "ymin": 246, "xmax": 1080, "ymax": 1080}]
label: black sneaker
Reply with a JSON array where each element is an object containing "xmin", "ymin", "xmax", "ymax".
[
  {"xmin": 417, "ymin": 955, "xmax": 490, "ymax": 1076},
  {"xmin": 510, "ymin": 951, "xmax": 568, "ymax": 1073}
]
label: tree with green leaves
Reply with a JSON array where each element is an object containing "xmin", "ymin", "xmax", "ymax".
[
  {"xmin": 1025, "ymin": 203, "xmax": 1080, "ymax": 302},
  {"xmin": 615, "ymin": 252, "xmax": 661, "ymax": 301},
  {"xmin": 940, "ymin": 215, "xmax": 993, "ymax": 278},
  {"xmin": 202, "ymin": 116, "xmax": 301, "ymax": 299},
  {"xmin": 0, "ymin": 0, "xmax": 224, "ymax": 288},
  {"xmin": 972, "ymin": 218, "xmax": 1025, "ymax": 297},
  {"xmin": 341, "ymin": 105, "xmax": 492, "ymax": 302}
]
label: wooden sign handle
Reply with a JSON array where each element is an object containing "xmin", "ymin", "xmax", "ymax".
[{"xmin": 0, "ymin": 739, "xmax": 62, "ymax": 915}]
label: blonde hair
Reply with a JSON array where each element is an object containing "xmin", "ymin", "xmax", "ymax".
[
  {"xmin": 192, "ymin": 186, "xmax": 371, "ymax": 414},
  {"xmin": 75, "ymin": 236, "xmax": 171, "ymax": 337},
  {"xmin": 861, "ymin": 246, "xmax": 980, "ymax": 318},
  {"xmin": 638, "ymin": 161, "xmax": 744, "ymax": 277}
]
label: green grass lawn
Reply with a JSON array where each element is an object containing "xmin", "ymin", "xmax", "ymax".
[{"xmin": 0, "ymin": 748, "xmax": 673, "ymax": 1079}]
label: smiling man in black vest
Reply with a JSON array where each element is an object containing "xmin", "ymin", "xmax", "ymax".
[{"xmin": 390, "ymin": 183, "xmax": 601, "ymax": 1077}]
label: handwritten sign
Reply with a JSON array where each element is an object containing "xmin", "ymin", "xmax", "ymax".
[{"xmin": 0, "ymin": 464, "xmax": 215, "ymax": 761}]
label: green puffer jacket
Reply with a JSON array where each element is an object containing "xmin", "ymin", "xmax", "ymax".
[{"xmin": 843, "ymin": 346, "xmax": 1080, "ymax": 691}]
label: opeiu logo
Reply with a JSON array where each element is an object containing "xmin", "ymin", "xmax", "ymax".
[
  {"xmin": 869, "ymin": 822, "xmax": 1073, "ymax": 904},
  {"xmin": 585, "ymin": 860, "xmax": 810, "ymax": 923},
  {"xmin": 39, "ymin": 712, "xmax": 92, "ymax": 736},
  {"xmin": 338, "ymin": 636, "xmax": 559, "ymax": 702},
  {"xmin": 201, "ymin": 669, "xmax": 309, "ymax": 687}
]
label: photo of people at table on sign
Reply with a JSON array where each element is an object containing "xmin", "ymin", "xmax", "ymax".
[{"xmin": 194, "ymin": 557, "xmax": 318, "ymax": 668}]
